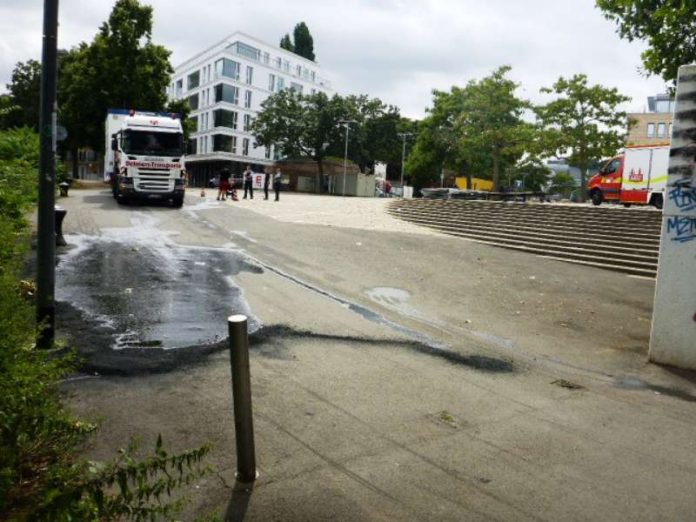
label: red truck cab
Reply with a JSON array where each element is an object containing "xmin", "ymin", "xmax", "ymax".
[{"xmin": 588, "ymin": 156, "xmax": 623, "ymax": 206}]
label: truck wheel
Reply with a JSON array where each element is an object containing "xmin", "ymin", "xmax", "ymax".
[
  {"xmin": 590, "ymin": 190, "xmax": 603, "ymax": 206},
  {"xmin": 622, "ymin": 203, "xmax": 632, "ymax": 208},
  {"xmin": 116, "ymin": 195, "xmax": 129, "ymax": 205},
  {"xmin": 172, "ymin": 196, "xmax": 184, "ymax": 208},
  {"xmin": 652, "ymin": 194, "xmax": 664, "ymax": 210}
]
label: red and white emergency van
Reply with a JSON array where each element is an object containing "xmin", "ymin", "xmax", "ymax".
[{"xmin": 588, "ymin": 144, "xmax": 669, "ymax": 209}]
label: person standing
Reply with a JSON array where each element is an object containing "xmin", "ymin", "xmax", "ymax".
[
  {"xmin": 274, "ymin": 168, "xmax": 282, "ymax": 202},
  {"xmin": 217, "ymin": 168, "xmax": 231, "ymax": 201},
  {"xmin": 243, "ymin": 165, "xmax": 254, "ymax": 199},
  {"xmin": 263, "ymin": 169, "xmax": 270, "ymax": 200}
]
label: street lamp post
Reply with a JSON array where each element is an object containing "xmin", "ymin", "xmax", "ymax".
[
  {"xmin": 397, "ymin": 132, "xmax": 413, "ymax": 189},
  {"xmin": 338, "ymin": 120, "xmax": 356, "ymax": 197}
]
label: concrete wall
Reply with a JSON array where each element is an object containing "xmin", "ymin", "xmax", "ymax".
[{"xmin": 649, "ymin": 65, "xmax": 696, "ymax": 370}]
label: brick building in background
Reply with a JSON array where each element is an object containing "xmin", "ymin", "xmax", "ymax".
[{"xmin": 626, "ymin": 93, "xmax": 674, "ymax": 146}]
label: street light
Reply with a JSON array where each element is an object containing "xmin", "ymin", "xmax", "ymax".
[
  {"xmin": 397, "ymin": 132, "xmax": 413, "ymax": 189},
  {"xmin": 338, "ymin": 119, "xmax": 357, "ymax": 196}
]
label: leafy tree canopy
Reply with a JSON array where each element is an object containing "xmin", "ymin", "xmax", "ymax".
[
  {"xmin": 293, "ymin": 22, "xmax": 316, "ymax": 61},
  {"xmin": 280, "ymin": 33, "xmax": 294, "ymax": 52},
  {"xmin": 596, "ymin": 0, "xmax": 696, "ymax": 84},
  {"xmin": 536, "ymin": 74, "xmax": 630, "ymax": 200},
  {"xmin": 2, "ymin": 59, "xmax": 42, "ymax": 130},
  {"xmin": 407, "ymin": 66, "xmax": 533, "ymax": 191}
]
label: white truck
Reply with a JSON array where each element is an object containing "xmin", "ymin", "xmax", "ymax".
[{"xmin": 105, "ymin": 109, "xmax": 186, "ymax": 207}]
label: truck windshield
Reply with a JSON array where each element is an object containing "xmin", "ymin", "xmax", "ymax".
[{"xmin": 123, "ymin": 130, "xmax": 183, "ymax": 156}]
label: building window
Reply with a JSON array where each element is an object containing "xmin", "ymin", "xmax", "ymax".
[
  {"xmin": 175, "ymin": 79, "xmax": 183, "ymax": 97},
  {"xmin": 188, "ymin": 93, "xmax": 199, "ymax": 110},
  {"xmin": 268, "ymin": 73, "xmax": 276, "ymax": 92},
  {"xmin": 189, "ymin": 115, "xmax": 198, "ymax": 133},
  {"xmin": 669, "ymin": 123, "xmax": 673, "ymax": 137},
  {"xmin": 646, "ymin": 123, "xmax": 655, "ymax": 138},
  {"xmin": 244, "ymin": 90, "xmax": 252, "ymax": 108},
  {"xmin": 275, "ymin": 57, "xmax": 282, "ymax": 69},
  {"xmin": 228, "ymin": 41, "xmax": 261, "ymax": 61},
  {"xmin": 215, "ymin": 58, "xmax": 240, "ymax": 80},
  {"xmin": 215, "ymin": 83, "xmax": 239, "ymax": 104},
  {"xmin": 188, "ymin": 138, "xmax": 197, "ymax": 155},
  {"xmin": 276, "ymin": 76, "xmax": 285, "ymax": 90},
  {"xmin": 243, "ymin": 114, "xmax": 251, "ymax": 132},
  {"xmin": 657, "ymin": 122, "xmax": 666, "ymax": 138},
  {"xmin": 290, "ymin": 82, "xmax": 303, "ymax": 94},
  {"xmin": 242, "ymin": 138, "xmax": 249, "ymax": 156},
  {"xmin": 214, "ymin": 109, "xmax": 237, "ymax": 129},
  {"xmin": 187, "ymin": 71, "xmax": 200, "ymax": 90},
  {"xmin": 310, "ymin": 71, "xmax": 315, "ymax": 82},
  {"xmin": 296, "ymin": 65, "xmax": 302, "ymax": 76},
  {"xmin": 283, "ymin": 60, "xmax": 290, "ymax": 72},
  {"xmin": 265, "ymin": 146, "xmax": 271, "ymax": 159},
  {"xmin": 246, "ymin": 66, "xmax": 253, "ymax": 85},
  {"xmin": 263, "ymin": 52, "xmax": 270, "ymax": 64},
  {"xmin": 213, "ymin": 134, "xmax": 237, "ymax": 153}
]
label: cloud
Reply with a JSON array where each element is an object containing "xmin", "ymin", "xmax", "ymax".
[{"xmin": 0, "ymin": 0, "xmax": 668, "ymax": 118}]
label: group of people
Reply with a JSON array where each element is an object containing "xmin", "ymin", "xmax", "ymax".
[{"xmin": 215, "ymin": 165, "xmax": 283, "ymax": 202}]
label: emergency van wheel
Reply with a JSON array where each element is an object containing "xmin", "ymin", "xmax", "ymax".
[
  {"xmin": 651, "ymin": 194, "xmax": 663, "ymax": 210},
  {"xmin": 590, "ymin": 190, "xmax": 603, "ymax": 206},
  {"xmin": 622, "ymin": 203, "xmax": 632, "ymax": 208},
  {"xmin": 172, "ymin": 196, "xmax": 184, "ymax": 208}
]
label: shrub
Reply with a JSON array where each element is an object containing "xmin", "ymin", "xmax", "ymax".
[{"xmin": 0, "ymin": 128, "xmax": 211, "ymax": 521}]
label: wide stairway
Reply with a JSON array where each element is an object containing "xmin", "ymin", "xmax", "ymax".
[{"xmin": 387, "ymin": 199, "xmax": 662, "ymax": 277}]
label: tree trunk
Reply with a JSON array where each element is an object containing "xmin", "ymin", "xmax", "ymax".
[
  {"xmin": 579, "ymin": 164, "xmax": 588, "ymax": 202},
  {"xmin": 492, "ymin": 152, "xmax": 500, "ymax": 192},
  {"xmin": 316, "ymin": 159, "xmax": 324, "ymax": 194},
  {"xmin": 71, "ymin": 145, "xmax": 79, "ymax": 179}
]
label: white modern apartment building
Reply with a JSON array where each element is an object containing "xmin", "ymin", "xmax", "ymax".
[{"xmin": 170, "ymin": 31, "xmax": 333, "ymax": 184}]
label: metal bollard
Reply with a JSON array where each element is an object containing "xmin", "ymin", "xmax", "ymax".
[
  {"xmin": 227, "ymin": 314, "xmax": 257, "ymax": 483},
  {"xmin": 54, "ymin": 206, "xmax": 67, "ymax": 246}
]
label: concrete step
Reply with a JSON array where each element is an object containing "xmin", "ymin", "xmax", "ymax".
[
  {"xmin": 389, "ymin": 208, "xmax": 662, "ymax": 242},
  {"xmin": 394, "ymin": 216, "xmax": 659, "ymax": 258},
  {"xmin": 388, "ymin": 200, "xmax": 661, "ymax": 277}
]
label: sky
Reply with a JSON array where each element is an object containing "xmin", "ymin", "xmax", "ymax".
[{"xmin": 0, "ymin": 0, "xmax": 668, "ymax": 119}]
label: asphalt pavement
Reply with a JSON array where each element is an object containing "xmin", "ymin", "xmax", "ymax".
[{"xmin": 56, "ymin": 188, "xmax": 696, "ymax": 521}]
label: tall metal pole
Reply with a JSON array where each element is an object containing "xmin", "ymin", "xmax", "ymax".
[
  {"xmin": 397, "ymin": 132, "xmax": 413, "ymax": 188},
  {"xmin": 37, "ymin": 0, "xmax": 59, "ymax": 349},
  {"xmin": 228, "ymin": 314, "xmax": 257, "ymax": 483},
  {"xmin": 342, "ymin": 124, "xmax": 349, "ymax": 197}
]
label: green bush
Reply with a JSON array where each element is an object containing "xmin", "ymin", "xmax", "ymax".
[{"xmin": 0, "ymin": 128, "xmax": 211, "ymax": 521}]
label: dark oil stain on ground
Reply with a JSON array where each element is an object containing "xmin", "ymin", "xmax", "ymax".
[
  {"xmin": 57, "ymin": 304, "xmax": 513, "ymax": 377},
  {"xmin": 615, "ymin": 377, "xmax": 696, "ymax": 403}
]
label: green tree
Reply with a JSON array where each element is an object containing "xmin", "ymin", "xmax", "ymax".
[
  {"xmin": 548, "ymin": 171, "xmax": 577, "ymax": 198},
  {"xmin": 60, "ymin": 0, "xmax": 173, "ymax": 154},
  {"xmin": 251, "ymin": 89, "xmax": 349, "ymax": 193},
  {"xmin": 407, "ymin": 66, "xmax": 532, "ymax": 191},
  {"xmin": 4, "ymin": 59, "xmax": 42, "ymax": 130},
  {"xmin": 293, "ymin": 22, "xmax": 316, "ymax": 61},
  {"xmin": 280, "ymin": 33, "xmax": 294, "ymax": 52},
  {"xmin": 506, "ymin": 158, "xmax": 552, "ymax": 192},
  {"xmin": 536, "ymin": 74, "xmax": 629, "ymax": 201},
  {"xmin": 595, "ymin": 0, "xmax": 696, "ymax": 84}
]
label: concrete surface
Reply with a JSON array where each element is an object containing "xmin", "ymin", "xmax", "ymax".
[{"xmin": 57, "ymin": 189, "xmax": 696, "ymax": 521}]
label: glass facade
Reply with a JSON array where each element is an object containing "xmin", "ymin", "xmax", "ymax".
[
  {"xmin": 214, "ymin": 109, "xmax": 237, "ymax": 129},
  {"xmin": 244, "ymin": 90, "xmax": 252, "ymax": 108},
  {"xmin": 246, "ymin": 66, "xmax": 253, "ymax": 85},
  {"xmin": 243, "ymin": 114, "xmax": 251, "ymax": 132},
  {"xmin": 187, "ymin": 71, "xmax": 200, "ymax": 90},
  {"xmin": 213, "ymin": 134, "xmax": 237, "ymax": 153},
  {"xmin": 215, "ymin": 58, "xmax": 240, "ymax": 80},
  {"xmin": 242, "ymin": 138, "xmax": 249, "ymax": 156},
  {"xmin": 647, "ymin": 123, "xmax": 655, "ymax": 138},
  {"xmin": 215, "ymin": 83, "xmax": 239, "ymax": 104},
  {"xmin": 268, "ymin": 73, "xmax": 276, "ymax": 92},
  {"xmin": 657, "ymin": 122, "xmax": 666, "ymax": 138},
  {"xmin": 228, "ymin": 41, "xmax": 261, "ymax": 61},
  {"xmin": 188, "ymin": 93, "xmax": 199, "ymax": 110}
]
